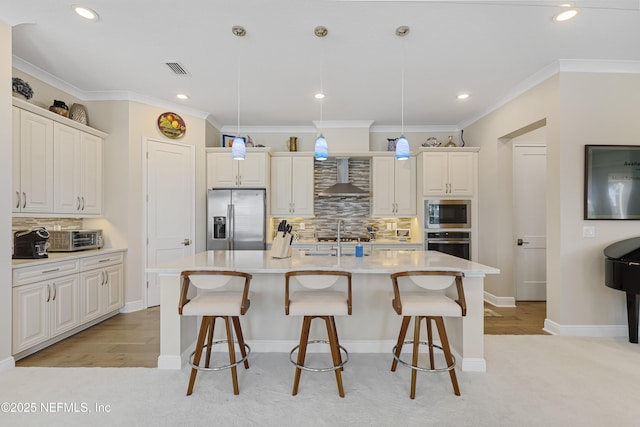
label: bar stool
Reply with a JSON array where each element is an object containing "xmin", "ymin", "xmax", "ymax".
[
  {"xmin": 178, "ymin": 270, "xmax": 252, "ymax": 396},
  {"xmin": 285, "ymin": 270, "xmax": 352, "ymax": 398},
  {"xmin": 389, "ymin": 271, "xmax": 466, "ymax": 399}
]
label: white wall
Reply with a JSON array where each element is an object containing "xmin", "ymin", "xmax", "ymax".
[
  {"xmin": 0, "ymin": 19, "xmax": 14, "ymax": 370},
  {"xmin": 466, "ymin": 71, "xmax": 640, "ymax": 331}
]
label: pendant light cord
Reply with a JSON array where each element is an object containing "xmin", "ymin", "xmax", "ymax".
[
  {"xmin": 401, "ymin": 36, "xmax": 405, "ymax": 135},
  {"xmin": 236, "ymin": 41, "xmax": 241, "ymax": 138},
  {"xmin": 320, "ymin": 37, "xmax": 324, "ymax": 134}
]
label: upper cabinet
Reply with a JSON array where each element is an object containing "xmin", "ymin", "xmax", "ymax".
[
  {"xmin": 270, "ymin": 155, "xmax": 314, "ymax": 217},
  {"xmin": 206, "ymin": 148, "xmax": 270, "ymax": 189},
  {"xmin": 13, "ymin": 108, "xmax": 54, "ymax": 213},
  {"xmin": 421, "ymin": 150, "xmax": 475, "ymax": 197},
  {"xmin": 371, "ymin": 155, "xmax": 416, "ymax": 217},
  {"xmin": 12, "ymin": 99, "xmax": 107, "ymax": 217}
]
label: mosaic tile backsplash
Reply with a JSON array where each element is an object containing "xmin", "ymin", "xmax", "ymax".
[
  {"xmin": 12, "ymin": 218, "xmax": 84, "ymax": 235},
  {"xmin": 273, "ymin": 158, "xmax": 415, "ymax": 240}
]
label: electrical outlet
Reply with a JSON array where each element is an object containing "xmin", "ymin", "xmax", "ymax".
[
  {"xmin": 386, "ymin": 223, "xmax": 392, "ymax": 231},
  {"xmin": 299, "ymin": 222, "xmax": 305, "ymax": 230},
  {"xmin": 583, "ymin": 226, "xmax": 595, "ymax": 238},
  {"xmin": 392, "ymin": 223, "xmax": 397, "ymax": 230}
]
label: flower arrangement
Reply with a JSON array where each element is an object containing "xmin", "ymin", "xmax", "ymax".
[{"xmin": 12, "ymin": 77, "xmax": 34, "ymax": 100}]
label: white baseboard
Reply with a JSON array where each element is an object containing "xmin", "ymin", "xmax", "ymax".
[
  {"xmin": 483, "ymin": 291, "xmax": 516, "ymax": 307},
  {"xmin": 157, "ymin": 355, "xmax": 182, "ymax": 370},
  {"xmin": 0, "ymin": 356, "xmax": 16, "ymax": 372},
  {"xmin": 461, "ymin": 358, "xmax": 486, "ymax": 372},
  {"xmin": 120, "ymin": 300, "xmax": 145, "ymax": 313},
  {"xmin": 543, "ymin": 319, "xmax": 628, "ymax": 337}
]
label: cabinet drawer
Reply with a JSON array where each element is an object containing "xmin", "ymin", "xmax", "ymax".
[
  {"xmin": 80, "ymin": 252, "xmax": 124, "ymax": 270},
  {"xmin": 13, "ymin": 260, "xmax": 80, "ymax": 287}
]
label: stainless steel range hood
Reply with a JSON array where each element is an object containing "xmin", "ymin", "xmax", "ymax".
[{"xmin": 318, "ymin": 158, "xmax": 369, "ymax": 197}]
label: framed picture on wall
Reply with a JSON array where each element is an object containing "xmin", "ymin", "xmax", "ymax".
[
  {"xmin": 222, "ymin": 134, "xmax": 236, "ymax": 147},
  {"xmin": 584, "ymin": 145, "xmax": 640, "ymax": 219}
]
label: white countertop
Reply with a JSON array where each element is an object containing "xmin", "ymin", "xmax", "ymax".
[
  {"xmin": 147, "ymin": 250, "xmax": 499, "ymax": 277},
  {"xmin": 12, "ymin": 247, "xmax": 128, "ymax": 268}
]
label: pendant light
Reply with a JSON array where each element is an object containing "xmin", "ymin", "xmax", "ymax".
[
  {"xmin": 314, "ymin": 26, "xmax": 329, "ymax": 161},
  {"xmin": 395, "ymin": 26, "xmax": 410, "ymax": 160},
  {"xmin": 231, "ymin": 25, "xmax": 246, "ymax": 160}
]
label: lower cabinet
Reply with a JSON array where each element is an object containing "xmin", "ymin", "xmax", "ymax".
[
  {"xmin": 12, "ymin": 251, "xmax": 125, "ymax": 357},
  {"xmin": 12, "ymin": 275, "xmax": 81, "ymax": 354}
]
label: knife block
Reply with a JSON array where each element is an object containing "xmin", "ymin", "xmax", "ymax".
[{"xmin": 270, "ymin": 232, "xmax": 292, "ymax": 258}]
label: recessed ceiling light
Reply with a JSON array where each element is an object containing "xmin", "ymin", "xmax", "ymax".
[
  {"xmin": 553, "ymin": 8, "xmax": 579, "ymax": 22},
  {"xmin": 315, "ymin": 93, "xmax": 325, "ymax": 99},
  {"xmin": 73, "ymin": 5, "xmax": 99, "ymax": 21},
  {"xmin": 176, "ymin": 94, "xmax": 189, "ymax": 100},
  {"xmin": 457, "ymin": 93, "xmax": 469, "ymax": 100}
]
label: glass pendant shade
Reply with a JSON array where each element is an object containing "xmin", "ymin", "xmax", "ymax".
[
  {"xmin": 395, "ymin": 135, "xmax": 410, "ymax": 160},
  {"xmin": 314, "ymin": 134, "xmax": 328, "ymax": 160},
  {"xmin": 232, "ymin": 137, "xmax": 246, "ymax": 160}
]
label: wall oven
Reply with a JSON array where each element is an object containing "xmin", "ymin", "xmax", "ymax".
[
  {"xmin": 426, "ymin": 231, "xmax": 470, "ymax": 260},
  {"xmin": 425, "ymin": 199, "xmax": 471, "ymax": 229}
]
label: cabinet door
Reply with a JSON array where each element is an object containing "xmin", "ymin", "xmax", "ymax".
[
  {"xmin": 207, "ymin": 152, "xmax": 237, "ymax": 188},
  {"xmin": 79, "ymin": 132, "xmax": 103, "ymax": 214},
  {"xmin": 50, "ymin": 275, "xmax": 81, "ymax": 337},
  {"xmin": 103, "ymin": 265, "xmax": 124, "ymax": 313},
  {"xmin": 270, "ymin": 157, "xmax": 293, "ymax": 215},
  {"xmin": 448, "ymin": 151, "xmax": 474, "ymax": 196},
  {"xmin": 422, "ymin": 152, "xmax": 449, "ymax": 196},
  {"xmin": 12, "ymin": 282, "xmax": 49, "ymax": 353},
  {"xmin": 20, "ymin": 110, "xmax": 54, "ymax": 212},
  {"xmin": 53, "ymin": 123, "xmax": 81, "ymax": 214},
  {"xmin": 394, "ymin": 156, "xmax": 416, "ymax": 216},
  {"xmin": 371, "ymin": 157, "xmax": 397, "ymax": 216},
  {"xmin": 80, "ymin": 270, "xmax": 103, "ymax": 323},
  {"xmin": 291, "ymin": 156, "xmax": 314, "ymax": 216},
  {"xmin": 238, "ymin": 152, "xmax": 267, "ymax": 187},
  {"xmin": 12, "ymin": 107, "xmax": 21, "ymax": 212}
]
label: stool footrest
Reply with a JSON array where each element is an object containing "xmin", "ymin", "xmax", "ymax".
[
  {"xmin": 189, "ymin": 339, "xmax": 251, "ymax": 372},
  {"xmin": 289, "ymin": 339, "xmax": 349, "ymax": 372},
  {"xmin": 393, "ymin": 340, "xmax": 456, "ymax": 373}
]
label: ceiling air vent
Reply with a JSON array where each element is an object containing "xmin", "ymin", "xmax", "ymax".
[{"xmin": 165, "ymin": 62, "xmax": 190, "ymax": 76}]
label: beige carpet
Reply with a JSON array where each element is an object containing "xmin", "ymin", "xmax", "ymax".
[{"xmin": 1, "ymin": 335, "xmax": 639, "ymax": 427}]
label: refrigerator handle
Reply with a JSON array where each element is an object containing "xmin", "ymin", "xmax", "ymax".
[{"xmin": 228, "ymin": 203, "xmax": 234, "ymax": 250}]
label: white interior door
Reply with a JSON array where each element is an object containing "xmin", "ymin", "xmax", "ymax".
[
  {"xmin": 514, "ymin": 144, "xmax": 547, "ymax": 301},
  {"xmin": 146, "ymin": 139, "xmax": 194, "ymax": 307}
]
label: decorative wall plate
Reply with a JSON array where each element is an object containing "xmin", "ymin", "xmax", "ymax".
[{"xmin": 157, "ymin": 112, "xmax": 186, "ymax": 139}]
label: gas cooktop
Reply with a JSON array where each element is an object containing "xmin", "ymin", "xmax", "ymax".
[{"xmin": 317, "ymin": 236, "xmax": 371, "ymax": 243}]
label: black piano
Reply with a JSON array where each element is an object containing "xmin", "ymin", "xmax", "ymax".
[{"xmin": 604, "ymin": 237, "xmax": 640, "ymax": 343}]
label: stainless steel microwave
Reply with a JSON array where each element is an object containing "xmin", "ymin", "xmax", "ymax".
[{"xmin": 425, "ymin": 200, "xmax": 471, "ymax": 229}]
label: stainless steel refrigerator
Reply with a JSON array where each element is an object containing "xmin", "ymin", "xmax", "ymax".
[{"xmin": 207, "ymin": 189, "xmax": 266, "ymax": 250}]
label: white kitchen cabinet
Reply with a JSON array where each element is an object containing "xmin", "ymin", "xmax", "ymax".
[
  {"xmin": 13, "ymin": 108, "xmax": 54, "ymax": 213},
  {"xmin": 270, "ymin": 155, "xmax": 314, "ymax": 217},
  {"xmin": 80, "ymin": 253, "xmax": 124, "ymax": 323},
  {"xmin": 207, "ymin": 149, "xmax": 268, "ymax": 188},
  {"xmin": 422, "ymin": 151, "xmax": 474, "ymax": 196},
  {"xmin": 54, "ymin": 124, "xmax": 103, "ymax": 215},
  {"xmin": 12, "ymin": 274, "xmax": 81, "ymax": 354},
  {"xmin": 371, "ymin": 156, "xmax": 416, "ymax": 217}
]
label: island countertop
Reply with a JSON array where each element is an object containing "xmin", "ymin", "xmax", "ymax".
[
  {"xmin": 150, "ymin": 250, "xmax": 499, "ymax": 373},
  {"xmin": 147, "ymin": 249, "xmax": 499, "ymax": 276}
]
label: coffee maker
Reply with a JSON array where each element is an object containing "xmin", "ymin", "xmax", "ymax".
[{"xmin": 13, "ymin": 228, "xmax": 50, "ymax": 259}]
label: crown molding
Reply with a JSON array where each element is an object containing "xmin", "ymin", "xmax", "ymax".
[
  {"xmin": 13, "ymin": 56, "xmax": 211, "ymax": 120},
  {"xmin": 370, "ymin": 125, "xmax": 459, "ymax": 133},
  {"xmin": 312, "ymin": 120, "xmax": 374, "ymax": 129},
  {"xmin": 219, "ymin": 125, "xmax": 316, "ymax": 134}
]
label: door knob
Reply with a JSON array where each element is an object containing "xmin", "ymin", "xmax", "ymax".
[
  {"xmin": 182, "ymin": 238, "xmax": 191, "ymax": 246},
  {"xmin": 517, "ymin": 238, "xmax": 530, "ymax": 246}
]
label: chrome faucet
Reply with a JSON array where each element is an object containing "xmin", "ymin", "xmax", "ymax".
[{"xmin": 335, "ymin": 219, "xmax": 344, "ymax": 257}]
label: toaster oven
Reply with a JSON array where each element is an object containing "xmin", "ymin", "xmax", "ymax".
[{"xmin": 48, "ymin": 229, "xmax": 103, "ymax": 252}]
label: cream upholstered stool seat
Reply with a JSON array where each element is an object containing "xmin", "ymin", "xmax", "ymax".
[
  {"xmin": 178, "ymin": 270, "xmax": 252, "ymax": 396},
  {"xmin": 390, "ymin": 271, "xmax": 466, "ymax": 399},
  {"xmin": 285, "ymin": 270, "xmax": 352, "ymax": 398}
]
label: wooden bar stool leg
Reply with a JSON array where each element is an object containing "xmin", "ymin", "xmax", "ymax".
[
  {"xmin": 426, "ymin": 316, "xmax": 435, "ymax": 370},
  {"xmin": 410, "ymin": 316, "xmax": 422, "ymax": 400},
  {"xmin": 391, "ymin": 316, "xmax": 411, "ymax": 372},
  {"xmin": 187, "ymin": 317, "xmax": 212, "ymax": 396},
  {"xmin": 435, "ymin": 317, "xmax": 460, "ymax": 396},
  {"xmin": 204, "ymin": 316, "xmax": 216, "ymax": 369},
  {"xmin": 232, "ymin": 316, "xmax": 250, "ymax": 369},
  {"xmin": 224, "ymin": 316, "xmax": 239, "ymax": 395},
  {"xmin": 325, "ymin": 316, "xmax": 345, "ymax": 397},
  {"xmin": 329, "ymin": 316, "xmax": 344, "ymax": 371},
  {"xmin": 292, "ymin": 316, "xmax": 312, "ymax": 396}
]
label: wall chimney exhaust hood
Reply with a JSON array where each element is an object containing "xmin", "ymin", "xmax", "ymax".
[{"xmin": 318, "ymin": 158, "xmax": 369, "ymax": 197}]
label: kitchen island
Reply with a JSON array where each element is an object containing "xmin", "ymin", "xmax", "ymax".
[{"xmin": 147, "ymin": 250, "xmax": 499, "ymax": 372}]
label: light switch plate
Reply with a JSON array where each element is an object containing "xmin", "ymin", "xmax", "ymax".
[{"xmin": 583, "ymin": 226, "xmax": 595, "ymax": 238}]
